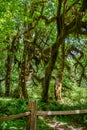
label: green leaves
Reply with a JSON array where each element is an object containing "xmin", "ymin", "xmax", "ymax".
[{"xmin": 82, "ymin": 10, "xmax": 87, "ymax": 22}]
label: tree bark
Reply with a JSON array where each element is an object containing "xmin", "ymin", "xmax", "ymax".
[
  {"xmin": 41, "ymin": 38, "xmax": 63, "ymax": 102},
  {"xmin": 5, "ymin": 53, "xmax": 12, "ymax": 96},
  {"xmin": 41, "ymin": 0, "xmax": 66, "ymax": 102},
  {"xmin": 54, "ymin": 42, "xmax": 65, "ymax": 103},
  {"xmin": 5, "ymin": 36, "xmax": 17, "ymax": 96},
  {"xmin": 20, "ymin": 41, "xmax": 28, "ymax": 98}
]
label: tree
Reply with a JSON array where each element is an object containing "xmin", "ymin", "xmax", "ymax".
[
  {"xmin": 5, "ymin": 35, "xmax": 17, "ymax": 96},
  {"xmin": 42, "ymin": 0, "xmax": 87, "ymax": 102},
  {"xmin": 0, "ymin": 0, "xmax": 87, "ymax": 102}
]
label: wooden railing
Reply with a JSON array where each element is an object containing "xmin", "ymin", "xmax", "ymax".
[{"xmin": 0, "ymin": 101, "xmax": 87, "ymax": 130}]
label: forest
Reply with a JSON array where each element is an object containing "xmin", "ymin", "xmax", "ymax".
[{"xmin": 0, "ymin": 0, "xmax": 87, "ymax": 129}]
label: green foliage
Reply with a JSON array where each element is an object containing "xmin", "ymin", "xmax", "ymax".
[
  {"xmin": 0, "ymin": 98, "xmax": 28, "ymax": 114},
  {"xmin": 0, "ymin": 0, "xmax": 87, "ymax": 128},
  {"xmin": 0, "ymin": 0, "xmax": 87, "ymax": 98},
  {"xmin": 0, "ymin": 119, "xmax": 26, "ymax": 130},
  {"xmin": 38, "ymin": 100, "xmax": 87, "ymax": 127},
  {"xmin": 0, "ymin": 98, "xmax": 28, "ymax": 130},
  {"xmin": 0, "ymin": 98, "xmax": 52, "ymax": 130},
  {"xmin": 0, "ymin": 97, "xmax": 87, "ymax": 129},
  {"xmin": 37, "ymin": 118, "xmax": 52, "ymax": 130},
  {"xmin": 82, "ymin": 10, "xmax": 87, "ymax": 22}
]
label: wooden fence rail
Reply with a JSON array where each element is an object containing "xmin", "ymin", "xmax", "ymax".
[
  {"xmin": 37, "ymin": 109, "xmax": 87, "ymax": 116},
  {"xmin": 0, "ymin": 112, "xmax": 30, "ymax": 122},
  {"xmin": 0, "ymin": 101, "xmax": 87, "ymax": 130}
]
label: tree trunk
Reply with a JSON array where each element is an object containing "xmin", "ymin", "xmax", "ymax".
[
  {"xmin": 41, "ymin": 0, "xmax": 66, "ymax": 102},
  {"xmin": 54, "ymin": 42, "xmax": 65, "ymax": 104},
  {"xmin": 5, "ymin": 53, "xmax": 12, "ymax": 96},
  {"xmin": 5, "ymin": 36, "xmax": 17, "ymax": 96},
  {"xmin": 42, "ymin": 40, "xmax": 62, "ymax": 102},
  {"xmin": 20, "ymin": 42, "xmax": 28, "ymax": 98},
  {"xmin": 54, "ymin": 81, "xmax": 63, "ymax": 103}
]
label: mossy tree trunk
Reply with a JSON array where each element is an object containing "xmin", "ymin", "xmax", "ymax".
[
  {"xmin": 42, "ymin": 0, "xmax": 65, "ymax": 102},
  {"xmin": 19, "ymin": 1, "xmax": 36, "ymax": 98},
  {"xmin": 5, "ymin": 51, "xmax": 12, "ymax": 96},
  {"xmin": 20, "ymin": 39, "xmax": 28, "ymax": 98},
  {"xmin": 42, "ymin": 37, "xmax": 64, "ymax": 102},
  {"xmin": 54, "ymin": 42, "xmax": 65, "ymax": 104},
  {"xmin": 5, "ymin": 36, "xmax": 17, "ymax": 96}
]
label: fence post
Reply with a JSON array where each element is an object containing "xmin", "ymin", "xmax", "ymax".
[{"xmin": 26, "ymin": 101, "xmax": 37, "ymax": 130}]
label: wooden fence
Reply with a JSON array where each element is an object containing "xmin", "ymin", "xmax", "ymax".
[{"xmin": 0, "ymin": 101, "xmax": 87, "ymax": 130}]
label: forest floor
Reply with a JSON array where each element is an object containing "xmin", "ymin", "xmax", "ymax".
[
  {"xmin": 47, "ymin": 120, "xmax": 87, "ymax": 130},
  {"xmin": 39, "ymin": 116, "xmax": 87, "ymax": 130}
]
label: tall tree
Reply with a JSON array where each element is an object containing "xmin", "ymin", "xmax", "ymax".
[
  {"xmin": 5, "ymin": 36, "xmax": 17, "ymax": 96},
  {"xmin": 42, "ymin": 0, "xmax": 87, "ymax": 102}
]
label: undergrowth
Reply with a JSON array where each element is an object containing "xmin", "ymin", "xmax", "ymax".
[{"xmin": 0, "ymin": 98, "xmax": 87, "ymax": 129}]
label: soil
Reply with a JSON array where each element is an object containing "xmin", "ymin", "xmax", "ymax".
[
  {"xmin": 38, "ymin": 116, "xmax": 87, "ymax": 130},
  {"xmin": 47, "ymin": 119, "xmax": 87, "ymax": 130}
]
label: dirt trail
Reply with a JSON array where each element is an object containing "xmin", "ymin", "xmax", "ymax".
[
  {"xmin": 47, "ymin": 121, "xmax": 86, "ymax": 130},
  {"xmin": 39, "ymin": 116, "xmax": 87, "ymax": 130}
]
